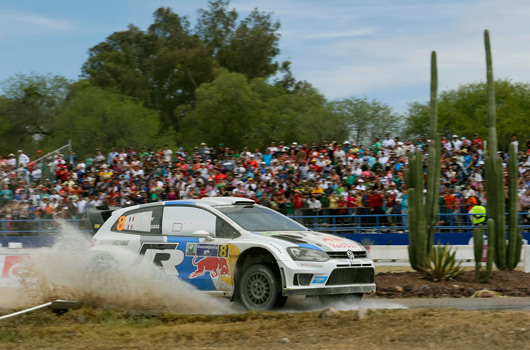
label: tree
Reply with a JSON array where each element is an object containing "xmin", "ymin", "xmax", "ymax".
[
  {"xmin": 47, "ymin": 82, "xmax": 173, "ymax": 156},
  {"xmin": 82, "ymin": 2, "xmax": 288, "ymax": 135},
  {"xmin": 0, "ymin": 73, "xmax": 72, "ymax": 154},
  {"xmin": 403, "ymin": 79, "xmax": 530, "ymax": 150},
  {"xmin": 329, "ymin": 97, "xmax": 402, "ymax": 146},
  {"xmin": 82, "ymin": 8, "xmax": 216, "ymax": 131},
  {"xmin": 178, "ymin": 70, "xmax": 347, "ymax": 149},
  {"xmin": 197, "ymin": 0, "xmax": 285, "ymax": 79},
  {"xmin": 178, "ymin": 70, "xmax": 258, "ymax": 149}
]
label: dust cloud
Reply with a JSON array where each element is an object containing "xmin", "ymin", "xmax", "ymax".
[
  {"xmin": 284, "ymin": 296, "xmax": 407, "ymax": 312},
  {"xmin": 14, "ymin": 223, "xmax": 233, "ymax": 314}
]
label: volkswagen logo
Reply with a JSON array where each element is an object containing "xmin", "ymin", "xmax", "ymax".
[{"xmin": 347, "ymin": 250, "xmax": 355, "ymax": 260}]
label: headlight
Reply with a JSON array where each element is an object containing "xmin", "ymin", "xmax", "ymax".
[{"xmin": 287, "ymin": 247, "xmax": 329, "ymax": 262}]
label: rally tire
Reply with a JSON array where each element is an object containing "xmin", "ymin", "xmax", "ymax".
[
  {"xmin": 319, "ymin": 293, "xmax": 363, "ymax": 306},
  {"xmin": 273, "ymin": 295, "xmax": 288, "ymax": 308},
  {"xmin": 238, "ymin": 264, "xmax": 280, "ymax": 311}
]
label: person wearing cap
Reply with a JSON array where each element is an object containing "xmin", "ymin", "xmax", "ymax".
[
  {"xmin": 342, "ymin": 141, "xmax": 352, "ymax": 153},
  {"xmin": 469, "ymin": 198, "xmax": 486, "ymax": 225},
  {"xmin": 461, "ymin": 136, "xmax": 472, "ymax": 149},
  {"xmin": 199, "ymin": 143, "xmax": 210, "ymax": 159},
  {"xmin": 445, "ymin": 135, "xmax": 462, "ymax": 151},
  {"xmin": 278, "ymin": 141, "xmax": 289, "ymax": 154},
  {"xmin": 17, "ymin": 150, "xmax": 30, "ymax": 168},
  {"xmin": 247, "ymin": 155, "xmax": 258, "ymax": 169}
]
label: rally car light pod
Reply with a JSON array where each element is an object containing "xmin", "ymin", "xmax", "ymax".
[
  {"xmin": 287, "ymin": 247, "xmax": 329, "ymax": 262},
  {"xmin": 293, "ymin": 273, "xmax": 313, "ymax": 286}
]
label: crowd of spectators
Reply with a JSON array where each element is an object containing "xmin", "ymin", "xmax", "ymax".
[{"xmin": 1, "ymin": 133, "xmax": 530, "ymax": 230}]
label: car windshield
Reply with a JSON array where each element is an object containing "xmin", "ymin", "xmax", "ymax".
[{"xmin": 216, "ymin": 205, "xmax": 308, "ymax": 232}]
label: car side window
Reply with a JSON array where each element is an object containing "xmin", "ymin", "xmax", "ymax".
[
  {"xmin": 162, "ymin": 206, "xmax": 239, "ymax": 238},
  {"xmin": 162, "ymin": 207, "xmax": 217, "ymax": 236},
  {"xmin": 111, "ymin": 207, "xmax": 162, "ymax": 235},
  {"xmin": 216, "ymin": 217, "xmax": 240, "ymax": 239}
]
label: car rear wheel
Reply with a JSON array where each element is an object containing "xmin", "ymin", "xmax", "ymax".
[
  {"xmin": 238, "ymin": 264, "xmax": 281, "ymax": 311},
  {"xmin": 85, "ymin": 254, "xmax": 122, "ymax": 292},
  {"xmin": 319, "ymin": 293, "xmax": 363, "ymax": 306}
]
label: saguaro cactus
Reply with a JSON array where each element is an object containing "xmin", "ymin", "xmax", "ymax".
[
  {"xmin": 507, "ymin": 143, "xmax": 523, "ymax": 270},
  {"xmin": 473, "ymin": 224, "xmax": 484, "ymax": 280},
  {"xmin": 425, "ymin": 51, "xmax": 441, "ymax": 255},
  {"xmin": 483, "ymin": 30, "xmax": 522, "ymax": 271},
  {"xmin": 404, "ymin": 51, "xmax": 440, "ymax": 270},
  {"xmin": 473, "ymin": 223, "xmax": 493, "ymax": 282}
]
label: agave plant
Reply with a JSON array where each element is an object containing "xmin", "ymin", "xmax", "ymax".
[{"xmin": 418, "ymin": 245, "xmax": 464, "ymax": 282}]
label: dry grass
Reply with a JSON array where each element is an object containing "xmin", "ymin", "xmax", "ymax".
[{"xmin": 1, "ymin": 307, "xmax": 530, "ymax": 349}]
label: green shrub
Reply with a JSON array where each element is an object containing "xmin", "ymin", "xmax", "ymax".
[{"xmin": 418, "ymin": 245, "xmax": 464, "ymax": 282}]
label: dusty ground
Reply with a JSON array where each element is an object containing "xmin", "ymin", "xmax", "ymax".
[{"xmin": 1, "ymin": 307, "xmax": 530, "ymax": 349}]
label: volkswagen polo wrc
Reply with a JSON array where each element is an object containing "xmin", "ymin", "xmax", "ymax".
[{"xmin": 87, "ymin": 197, "xmax": 375, "ymax": 310}]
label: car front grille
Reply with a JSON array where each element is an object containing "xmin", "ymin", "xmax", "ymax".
[
  {"xmin": 326, "ymin": 267, "xmax": 374, "ymax": 285},
  {"xmin": 326, "ymin": 251, "xmax": 367, "ymax": 259}
]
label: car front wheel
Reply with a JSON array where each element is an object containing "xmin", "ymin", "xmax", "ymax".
[{"xmin": 238, "ymin": 264, "xmax": 280, "ymax": 311}]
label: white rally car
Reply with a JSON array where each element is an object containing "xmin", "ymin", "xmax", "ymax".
[{"xmin": 87, "ymin": 197, "xmax": 375, "ymax": 310}]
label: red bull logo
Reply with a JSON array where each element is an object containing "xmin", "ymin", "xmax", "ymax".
[{"xmin": 189, "ymin": 256, "xmax": 231, "ymax": 279}]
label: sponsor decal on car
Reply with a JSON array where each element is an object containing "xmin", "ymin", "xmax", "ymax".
[
  {"xmin": 100, "ymin": 240, "xmax": 129, "ymax": 246},
  {"xmin": 312, "ymin": 276, "xmax": 328, "ymax": 284},
  {"xmin": 117, "ymin": 211, "xmax": 157, "ymax": 232},
  {"xmin": 196, "ymin": 244, "xmax": 219, "ymax": 257},
  {"xmin": 189, "ymin": 257, "xmax": 231, "ymax": 279},
  {"xmin": 135, "ymin": 242, "xmax": 184, "ymax": 276},
  {"xmin": 323, "ymin": 236, "xmax": 361, "ymax": 250},
  {"xmin": 300, "ymin": 263, "xmax": 324, "ymax": 268},
  {"xmin": 185, "ymin": 243, "xmax": 229, "ymax": 258},
  {"xmin": 186, "ymin": 243, "xmax": 197, "ymax": 256}
]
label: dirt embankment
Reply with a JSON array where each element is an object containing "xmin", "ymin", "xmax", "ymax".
[{"xmin": 374, "ymin": 270, "xmax": 530, "ymax": 298}]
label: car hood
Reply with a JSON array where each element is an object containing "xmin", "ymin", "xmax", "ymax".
[{"xmin": 251, "ymin": 231, "xmax": 365, "ymax": 252}]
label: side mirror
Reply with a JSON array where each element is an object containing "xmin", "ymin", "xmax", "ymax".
[{"xmin": 192, "ymin": 230, "xmax": 214, "ymax": 241}]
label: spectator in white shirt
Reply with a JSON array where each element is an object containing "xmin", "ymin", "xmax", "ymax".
[
  {"xmin": 17, "ymin": 150, "xmax": 30, "ymax": 167},
  {"xmin": 382, "ymin": 134, "xmax": 396, "ymax": 149}
]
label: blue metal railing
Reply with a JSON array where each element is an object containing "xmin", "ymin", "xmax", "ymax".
[
  {"xmin": 1, "ymin": 213, "xmax": 529, "ymax": 237},
  {"xmin": 288, "ymin": 212, "xmax": 530, "ymax": 235},
  {"xmin": 0, "ymin": 219, "xmax": 91, "ymax": 237}
]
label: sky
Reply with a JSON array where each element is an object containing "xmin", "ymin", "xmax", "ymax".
[{"xmin": 1, "ymin": 0, "xmax": 530, "ymax": 114}]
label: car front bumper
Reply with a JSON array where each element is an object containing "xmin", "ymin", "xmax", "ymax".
[
  {"xmin": 278, "ymin": 258, "xmax": 376, "ymax": 297},
  {"xmin": 282, "ymin": 283, "xmax": 376, "ymax": 296}
]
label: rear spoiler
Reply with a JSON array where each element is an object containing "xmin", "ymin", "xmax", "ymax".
[{"xmin": 87, "ymin": 206, "xmax": 118, "ymax": 234}]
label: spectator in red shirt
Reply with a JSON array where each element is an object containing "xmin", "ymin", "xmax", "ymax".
[
  {"xmin": 368, "ymin": 189, "xmax": 384, "ymax": 225},
  {"xmin": 471, "ymin": 133, "xmax": 483, "ymax": 151}
]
